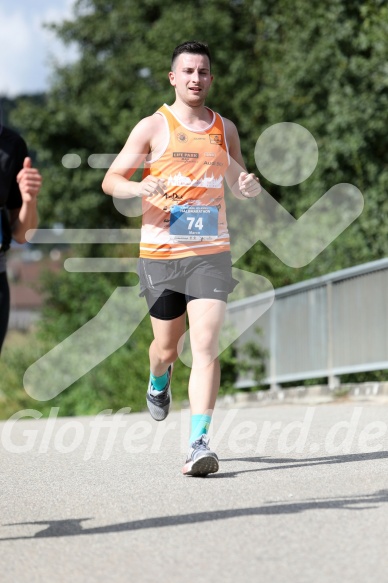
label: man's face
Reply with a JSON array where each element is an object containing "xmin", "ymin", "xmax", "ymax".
[{"xmin": 169, "ymin": 53, "xmax": 213, "ymax": 105}]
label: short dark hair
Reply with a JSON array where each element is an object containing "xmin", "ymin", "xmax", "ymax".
[{"xmin": 171, "ymin": 41, "xmax": 212, "ymax": 71}]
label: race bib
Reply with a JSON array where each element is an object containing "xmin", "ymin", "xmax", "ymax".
[{"xmin": 170, "ymin": 204, "xmax": 218, "ymax": 241}]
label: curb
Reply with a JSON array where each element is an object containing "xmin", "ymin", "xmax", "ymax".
[{"xmin": 217, "ymin": 381, "xmax": 388, "ymax": 408}]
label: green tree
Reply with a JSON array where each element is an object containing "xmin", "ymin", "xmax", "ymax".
[{"xmin": 236, "ymin": 0, "xmax": 388, "ymax": 283}]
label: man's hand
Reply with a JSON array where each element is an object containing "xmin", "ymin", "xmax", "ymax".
[
  {"xmin": 16, "ymin": 157, "xmax": 42, "ymax": 202},
  {"xmin": 238, "ymin": 171, "xmax": 261, "ymax": 198},
  {"xmin": 137, "ymin": 176, "xmax": 166, "ymax": 197},
  {"xmin": 11, "ymin": 157, "xmax": 40, "ymax": 244}
]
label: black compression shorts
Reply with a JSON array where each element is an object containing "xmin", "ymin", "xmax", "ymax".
[{"xmin": 137, "ymin": 252, "xmax": 238, "ymax": 320}]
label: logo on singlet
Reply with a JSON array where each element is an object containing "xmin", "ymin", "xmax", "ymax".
[
  {"xmin": 209, "ymin": 134, "xmax": 223, "ymax": 145},
  {"xmin": 176, "ymin": 132, "xmax": 188, "ymax": 143},
  {"xmin": 204, "ymin": 161, "xmax": 223, "ymax": 167},
  {"xmin": 173, "ymin": 152, "xmax": 199, "ymax": 158},
  {"xmin": 162, "ymin": 191, "xmax": 184, "ymax": 200},
  {"xmin": 173, "ymin": 152, "xmax": 199, "ymax": 163}
]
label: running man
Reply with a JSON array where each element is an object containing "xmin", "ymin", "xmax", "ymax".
[
  {"xmin": 102, "ymin": 40, "xmax": 261, "ymax": 476},
  {"xmin": 0, "ymin": 125, "xmax": 41, "ymax": 352}
]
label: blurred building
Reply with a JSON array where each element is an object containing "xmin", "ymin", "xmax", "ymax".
[{"xmin": 7, "ymin": 248, "xmax": 61, "ymax": 331}]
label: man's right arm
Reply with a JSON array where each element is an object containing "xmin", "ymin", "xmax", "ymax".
[{"xmin": 102, "ymin": 115, "xmax": 166, "ymax": 198}]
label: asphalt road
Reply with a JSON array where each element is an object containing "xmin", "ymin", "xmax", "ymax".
[{"xmin": 1, "ymin": 401, "xmax": 388, "ymax": 583}]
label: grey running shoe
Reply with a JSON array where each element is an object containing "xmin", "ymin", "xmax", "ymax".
[
  {"xmin": 146, "ymin": 365, "xmax": 172, "ymax": 421},
  {"xmin": 182, "ymin": 434, "xmax": 219, "ymax": 477}
]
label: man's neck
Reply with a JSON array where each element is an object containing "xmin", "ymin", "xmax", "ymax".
[{"xmin": 169, "ymin": 100, "xmax": 212, "ymax": 127}]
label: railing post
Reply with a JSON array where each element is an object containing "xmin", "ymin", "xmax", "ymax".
[
  {"xmin": 327, "ymin": 280, "xmax": 340, "ymax": 389},
  {"xmin": 269, "ymin": 298, "xmax": 279, "ymax": 391}
]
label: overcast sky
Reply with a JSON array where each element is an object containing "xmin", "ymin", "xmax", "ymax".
[{"xmin": 0, "ymin": 0, "xmax": 78, "ymax": 97}]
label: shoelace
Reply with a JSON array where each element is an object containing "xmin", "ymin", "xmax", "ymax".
[
  {"xmin": 192, "ymin": 436, "xmax": 209, "ymax": 451},
  {"xmin": 151, "ymin": 387, "xmax": 168, "ymax": 400}
]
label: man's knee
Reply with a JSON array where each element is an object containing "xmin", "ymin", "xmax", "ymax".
[
  {"xmin": 153, "ymin": 343, "xmax": 179, "ymax": 364},
  {"xmin": 192, "ymin": 325, "xmax": 220, "ymax": 353}
]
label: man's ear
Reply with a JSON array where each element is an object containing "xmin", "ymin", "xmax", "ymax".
[{"xmin": 168, "ymin": 71, "xmax": 176, "ymax": 87}]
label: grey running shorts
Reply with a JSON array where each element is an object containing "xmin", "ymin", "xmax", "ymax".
[{"xmin": 137, "ymin": 252, "xmax": 238, "ymax": 320}]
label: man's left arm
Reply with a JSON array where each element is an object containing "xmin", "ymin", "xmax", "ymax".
[
  {"xmin": 10, "ymin": 157, "xmax": 41, "ymax": 244},
  {"xmin": 224, "ymin": 118, "xmax": 261, "ymax": 200}
]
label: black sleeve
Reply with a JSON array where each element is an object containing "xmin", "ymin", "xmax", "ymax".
[
  {"xmin": 7, "ymin": 133, "xmax": 28, "ymax": 210},
  {"xmin": 0, "ymin": 126, "xmax": 28, "ymax": 210}
]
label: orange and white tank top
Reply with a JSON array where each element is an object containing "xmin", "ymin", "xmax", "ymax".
[{"xmin": 139, "ymin": 104, "xmax": 230, "ymax": 259}]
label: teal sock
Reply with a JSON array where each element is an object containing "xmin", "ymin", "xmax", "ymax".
[
  {"xmin": 189, "ymin": 414, "xmax": 212, "ymax": 444},
  {"xmin": 150, "ymin": 370, "xmax": 169, "ymax": 391}
]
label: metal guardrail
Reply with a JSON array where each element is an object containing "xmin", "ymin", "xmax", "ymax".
[{"xmin": 227, "ymin": 258, "xmax": 388, "ymax": 389}]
